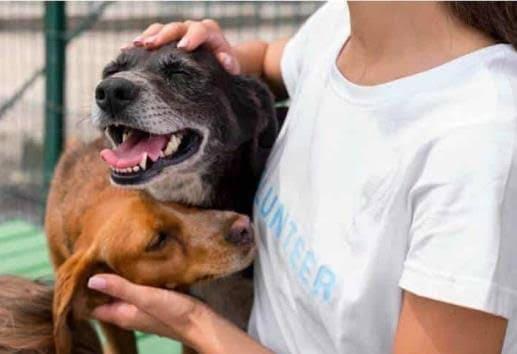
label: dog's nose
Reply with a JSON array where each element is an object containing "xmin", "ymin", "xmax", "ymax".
[
  {"xmin": 95, "ymin": 77, "xmax": 139, "ymax": 116},
  {"xmin": 226, "ymin": 216, "xmax": 254, "ymax": 246}
]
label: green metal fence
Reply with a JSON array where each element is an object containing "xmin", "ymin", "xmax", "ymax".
[{"xmin": 0, "ymin": 1, "xmax": 320, "ymax": 352}]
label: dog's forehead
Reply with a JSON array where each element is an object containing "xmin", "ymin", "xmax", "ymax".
[{"xmin": 116, "ymin": 43, "xmax": 199, "ymax": 69}]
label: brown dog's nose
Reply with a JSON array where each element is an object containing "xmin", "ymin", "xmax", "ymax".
[
  {"xmin": 226, "ymin": 216, "xmax": 254, "ymax": 246},
  {"xmin": 95, "ymin": 77, "xmax": 139, "ymax": 116}
]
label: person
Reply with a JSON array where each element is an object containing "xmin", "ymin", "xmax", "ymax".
[{"xmin": 86, "ymin": 2, "xmax": 517, "ymax": 353}]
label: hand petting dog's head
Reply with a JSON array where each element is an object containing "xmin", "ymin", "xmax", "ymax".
[{"xmin": 92, "ymin": 44, "xmax": 277, "ymax": 207}]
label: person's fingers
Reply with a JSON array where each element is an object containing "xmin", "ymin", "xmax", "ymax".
[
  {"xmin": 216, "ymin": 51, "xmax": 241, "ymax": 75},
  {"xmin": 199, "ymin": 20, "xmax": 231, "ymax": 54},
  {"xmin": 134, "ymin": 23, "xmax": 164, "ymax": 46},
  {"xmin": 92, "ymin": 301, "xmax": 173, "ymax": 338},
  {"xmin": 199, "ymin": 19, "xmax": 240, "ymax": 74},
  {"xmin": 88, "ymin": 274, "xmax": 151, "ymax": 307},
  {"xmin": 87, "ymin": 274, "xmax": 201, "ymax": 324},
  {"xmin": 127, "ymin": 19, "xmax": 240, "ymax": 74},
  {"xmin": 201, "ymin": 18, "xmax": 221, "ymax": 32},
  {"xmin": 145, "ymin": 22, "xmax": 188, "ymax": 49},
  {"xmin": 177, "ymin": 21, "xmax": 210, "ymax": 51}
]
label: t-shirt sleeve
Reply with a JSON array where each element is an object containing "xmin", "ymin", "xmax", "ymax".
[
  {"xmin": 280, "ymin": 1, "xmax": 346, "ymax": 98},
  {"xmin": 400, "ymin": 121, "xmax": 517, "ymax": 319}
]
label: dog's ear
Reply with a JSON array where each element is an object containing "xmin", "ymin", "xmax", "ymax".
[
  {"xmin": 228, "ymin": 75, "xmax": 278, "ymax": 148},
  {"xmin": 53, "ymin": 249, "xmax": 106, "ymax": 354}
]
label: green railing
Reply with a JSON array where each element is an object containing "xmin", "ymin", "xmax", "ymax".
[{"xmin": 43, "ymin": 2, "xmax": 66, "ymax": 199}]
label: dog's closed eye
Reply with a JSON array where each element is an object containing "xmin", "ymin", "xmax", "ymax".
[
  {"xmin": 145, "ymin": 231, "xmax": 171, "ymax": 252},
  {"xmin": 157, "ymin": 55, "xmax": 198, "ymax": 78},
  {"xmin": 102, "ymin": 53, "xmax": 135, "ymax": 78}
]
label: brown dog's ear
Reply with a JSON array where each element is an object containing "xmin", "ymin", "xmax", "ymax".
[
  {"xmin": 53, "ymin": 249, "xmax": 103, "ymax": 354},
  {"xmin": 229, "ymin": 75, "xmax": 279, "ymax": 149}
]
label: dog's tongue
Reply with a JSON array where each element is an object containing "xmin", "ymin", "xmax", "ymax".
[{"xmin": 100, "ymin": 132, "xmax": 170, "ymax": 169}]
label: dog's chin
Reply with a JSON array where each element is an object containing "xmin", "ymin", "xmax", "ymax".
[
  {"xmin": 201, "ymin": 245, "xmax": 257, "ymax": 283},
  {"xmin": 165, "ymin": 246, "xmax": 256, "ymax": 290}
]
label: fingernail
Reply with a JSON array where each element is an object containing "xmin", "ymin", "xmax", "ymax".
[
  {"xmin": 221, "ymin": 53, "xmax": 233, "ymax": 71},
  {"xmin": 88, "ymin": 276, "xmax": 106, "ymax": 290},
  {"xmin": 132, "ymin": 36, "xmax": 144, "ymax": 45},
  {"xmin": 143, "ymin": 35, "xmax": 156, "ymax": 46},
  {"xmin": 177, "ymin": 37, "xmax": 189, "ymax": 48}
]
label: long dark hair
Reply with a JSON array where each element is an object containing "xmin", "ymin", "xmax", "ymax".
[{"xmin": 448, "ymin": 2, "xmax": 517, "ymax": 49}]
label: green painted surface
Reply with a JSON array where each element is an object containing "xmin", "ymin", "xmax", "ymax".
[{"xmin": 0, "ymin": 219, "xmax": 181, "ymax": 354}]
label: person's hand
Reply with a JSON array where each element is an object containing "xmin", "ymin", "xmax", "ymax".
[
  {"xmin": 126, "ymin": 20, "xmax": 240, "ymax": 74},
  {"xmin": 87, "ymin": 274, "xmax": 220, "ymax": 352}
]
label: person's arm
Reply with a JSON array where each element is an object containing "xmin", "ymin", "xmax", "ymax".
[
  {"xmin": 127, "ymin": 20, "xmax": 288, "ymax": 99},
  {"xmin": 393, "ymin": 291, "xmax": 507, "ymax": 354},
  {"xmin": 233, "ymin": 39, "xmax": 288, "ymax": 99},
  {"xmin": 87, "ymin": 274, "xmax": 273, "ymax": 354}
]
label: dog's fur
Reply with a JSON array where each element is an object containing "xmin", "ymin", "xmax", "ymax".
[
  {"xmin": 92, "ymin": 43, "xmax": 278, "ymax": 214},
  {"xmin": 90, "ymin": 44, "xmax": 280, "ymax": 338},
  {"xmin": 44, "ymin": 140, "xmax": 255, "ymax": 354},
  {"xmin": 0, "ymin": 43, "xmax": 279, "ymax": 354},
  {"xmin": 0, "ymin": 275, "xmax": 102, "ymax": 354}
]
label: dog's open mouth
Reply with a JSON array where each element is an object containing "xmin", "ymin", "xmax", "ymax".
[{"xmin": 100, "ymin": 125, "xmax": 202, "ymax": 185}]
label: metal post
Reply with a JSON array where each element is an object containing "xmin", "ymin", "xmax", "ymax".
[{"xmin": 43, "ymin": 1, "xmax": 66, "ymax": 198}]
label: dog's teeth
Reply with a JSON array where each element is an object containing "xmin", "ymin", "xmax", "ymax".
[
  {"xmin": 140, "ymin": 154, "xmax": 148, "ymax": 170},
  {"xmin": 105, "ymin": 129, "xmax": 117, "ymax": 148},
  {"xmin": 159, "ymin": 151, "xmax": 165, "ymax": 158},
  {"xmin": 133, "ymin": 166, "xmax": 139, "ymax": 172},
  {"xmin": 164, "ymin": 135, "xmax": 181, "ymax": 156}
]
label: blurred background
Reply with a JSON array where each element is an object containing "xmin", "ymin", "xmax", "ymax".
[{"xmin": 0, "ymin": 1, "xmax": 320, "ymax": 353}]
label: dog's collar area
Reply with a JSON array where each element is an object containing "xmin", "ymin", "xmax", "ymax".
[{"xmin": 100, "ymin": 126, "xmax": 202, "ymax": 185}]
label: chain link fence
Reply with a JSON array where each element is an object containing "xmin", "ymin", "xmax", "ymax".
[{"xmin": 0, "ymin": 1, "xmax": 321, "ymax": 223}]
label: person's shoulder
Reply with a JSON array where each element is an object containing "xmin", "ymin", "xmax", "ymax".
[
  {"xmin": 281, "ymin": 1, "xmax": 350, "ymax": 96},
  {"xmin": 406, "ymin": 46, "xmax": 517, "ymax": 145},
  {"xmin": 292, "ymin": 0, "xmax": 349, "ymax": 49},
  {"xmin": 475, "ymin": 44, "xmax": 517, "ymax": 114},
  {"xmin": 414, "ymin": 117, "xmax": 516, "ymax": 187},
  {"xmin": 305, "ymin": 1, "xmax": 348, "ymax": 26}
]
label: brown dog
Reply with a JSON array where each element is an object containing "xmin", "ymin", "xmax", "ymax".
[{"xmin": 44, "ymin": 139, "xmax": 256, "ymax": 354}]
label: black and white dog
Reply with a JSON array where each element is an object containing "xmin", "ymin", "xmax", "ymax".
[
  {"xmin": 92, "ymin": 43, "xmax": 278, "ymax": 216},
  {"xmin": 91, "ymin": 43, "xmax": 279, "ymax": 329}
]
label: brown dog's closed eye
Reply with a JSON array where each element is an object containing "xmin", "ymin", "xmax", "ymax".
[{"xmin": 145, "ymin": 231, "xmax": 171, "ymax": 252}]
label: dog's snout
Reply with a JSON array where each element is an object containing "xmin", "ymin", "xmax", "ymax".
[
  {"xmin": 225, "ymin": 216, "xmax": 254, "ymax": 246},
  {"xmin": 95, "ymin": 77, "xmax": 139, "ymax": 116}
]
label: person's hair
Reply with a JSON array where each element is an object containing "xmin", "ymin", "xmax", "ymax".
[{"xmin": 447, "ymin": 2, "xmax": 517, "ymax": 49}]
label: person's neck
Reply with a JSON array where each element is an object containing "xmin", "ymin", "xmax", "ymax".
[{"xmin": 338, "ymin": 1, "xmax": 495, "ymax": 86}]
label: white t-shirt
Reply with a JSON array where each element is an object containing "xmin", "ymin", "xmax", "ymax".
[{"xmin": 248, "ymin": 2, "xmax": 517, "ymax": 353}]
